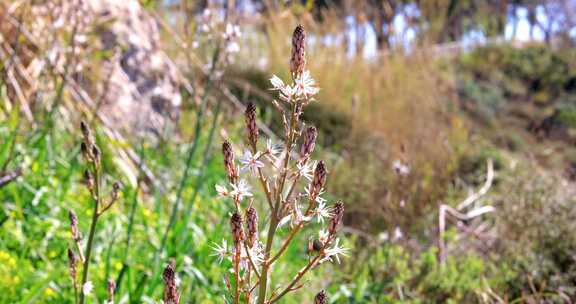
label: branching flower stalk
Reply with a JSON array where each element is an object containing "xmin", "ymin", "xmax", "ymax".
[
  {"xmin": 214, "ymin": 25, "xmax": 348, "ymax": 304},
  {"xmin": 69, "ymin": 121, "xmax": 121, "ymax": 304}
]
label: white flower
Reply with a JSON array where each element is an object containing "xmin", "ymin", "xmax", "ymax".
[
  {"xmin": 266, "ymin": 139, "xmax": 281, "ymax": 157},
  {"xmin": 241, "ymin": 242, "xmax": 265, "ymax": 268},
  {"xmin": 210, "ymin": 239, "xmax": 229, "ymax": 264},
  {"xmin": 239, "ymin": 150, "xmax": 264, "ymax": 175},
  {"xmin": 225, "ymin": 41, "xmax": 240, "ymax": 54},
  {"xmin": 323, "ymin": 239, "xmax": 349, "ymax": 264},
  {"xmin": 230, "ymin": 179, "xmax": 253, "ymax": 201},
  {"xmin": 269, "ymin": 75, "xmax": 296, "ymax": 102},
  {"xmin": 215, "ymin": 184, "xmax": 229, "ymax": 197},
  {"xmin": 392, "ymin": 160, "xmax": 410, "ymax": 176},
  {"xmin": 82, "ymin": 281, "xmax": 93, "ymax": 295},
  {"xmin": 294, "ymin": 70, "xmax": 319, "ymax": 98},
  {"xmin": 297, "ymin": 160, "xmax": 316, "ymax": 181},
  {"xmin": 393, "ymin": 226, "xmax": 403, "ymax": 240},
  {"xmin": 304, "ymin": 185, "xmax": 326, "ymax": 204},
  {"xmin": 314, "ymin": 201, "xmax": 332, "ymax": 223},
  {"xmin": 270, "ymin": 75, "xmax": 285, "ymax": 90},
  {"xmin": 223, "ymin": 23, "xmax": 241, "ymax": 39},
  {"xmin": 278, "ymin": 203, "xmax": 311, "ymax": 229},
  {"xmin": 318, "ymin": 229, "xmax": 330, "ymax": 244}
]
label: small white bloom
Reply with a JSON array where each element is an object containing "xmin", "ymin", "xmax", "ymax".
[
  {"xmin": 294, "ymin": 70, "xmax": 319, "ymax": 98},
  {"xmin": 215, "ymin": 184, "xmax": 229, "ymax": 197},
  {"xmin": 297, "ymin": 160, "xmax": 316, "ymax": 181},
  {"xmin": 304, "ymin": 185, "xmax": 326, "ymax": 204},
  {"xmin": 393, "ymin": 226, "xmax": 403, "ymax": 240},
  {"xmin": 270, "ymin": 75, "xmax": 285, "ymax": 90},
  {"xmin": 230, "ymin": 179, "xmax": 253, "ymax": 201},
  {"xmin": 392, "ymin": 160, "xmax": 410, "ymax": 176},
  {"xmin": 323, "ymin": 239, "xmax": 349, "ymax": 264},
  {"xmin": 82, "ymin": 281, "xmax": 93, "ymax": 295},
  {"xmin": 210, "ymin": 239, "xmax": 229, "ymax": 264},
  {"xmin": 239, "ymin": 150, "xmax": 265, "ymax": 175},
  {"xmin": 241, "ymin": 242, "xmax": 264, "ymax": 268},
  {"xmin": 314, "ymin": 201, "xmax": 332, "ymax": 223},
  {"xmin": 318, "ymin": 229, "xmax": 330, "ymax": 244},
  {"xmin": 266, "ymin": 139, "xmax": 281, "ymax": 157},
  {"xmin": 269, "ymin": 75, "xmax": 296, "ymax": 102},
  {"xmin": 225, "ymin": 41, "xmax": 240, "ymax": 54}
]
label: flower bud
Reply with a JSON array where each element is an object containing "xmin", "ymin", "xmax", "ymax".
[
  {"xmin": 329, "ymin": 201, "xmax": 344, "ymax": 235},
  {"xmin": 245, "ymin": 102, "xmax": 259, "ymax": 148},
  {"xmin": 111, "ymin": 181, "xmax": 121, "ymax": 202},
  {"xmin": 80, "ymin": 142, "xmax": 91, "ymax": 161},
  {"xmin": 315, "ymin": 290, "xmax": 327, "ymax": 304},
  {"xmin": 69, "ymin": 210, "xmax": 79, "ymax": 241},
  {"xmin": 92, "ymin": 145, "xmax": 101, "ymax": 167},
  {"xmin": 309, "ymin": 161, "xmax": 327, "ymax": 201},
  {"xmin": 80, "ymin": 121, "xmax": 90, "ymax": 141},
  {"xmin": 230, "ymin": 212, "xmax": 245, "ymax": 245},
  {"xmin": 300, "ymin": 126, "xmax": 317, "ymax": 158},
  {"xmin": 222, "ymin": 141, "xmax": 238, "ymax": 184},
  {"xmin": 162, "ymin": 263, "xmax": 180, "ymax": 304},
  {"xmin": 245, "ymin": 204, "xmax": 258, "ymax": 247},
  {"xmin": 290, "ymin": 25, "xmax": 306, "ymax": 77},
  {"xmin": 84, "ymin": 169, "xmax": 94, "ymax": 192},
  {"xmin": 67, "ymin": 248, "xmax": 77, "ymax": 281}
]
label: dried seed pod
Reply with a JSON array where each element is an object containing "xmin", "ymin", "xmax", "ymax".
[
  {"xmin": 162, "ymin": 263, "xmax": 180, "ymax": 304},
  {"xmin": 230, "ymin": 212, "xmax": 245, "ymax": 245},
  {"xmin": 245, "ymin": 203, "xmax": 258, "ymax": 247},
  {"xmin": 245, "ymin": 102, "xmax": 259, "ymax": 148},
  {"xmin": 222, "ymin": 141, "xmax": 238, "ymax": 184},
  {"xmin": 329, "ymin": 201, "xmax": 344, "ymax": 235},
  {"xmin": 290, "ymin": 25, "xmax": 306, "ymax": 77},
  {"xmin": 300, "ymin": 126, "xmax": 317, "ymax": 158},
  {"xmin": 309, "ymin": 161, "xmax": 327, "ymax": 201},
  {"xmin": 69, "ymin": 210, "xmax": 79, "ymax": 241},
  {"xmin": 315, "ymin": 290, "xmax": 327, "ymax": 304}
]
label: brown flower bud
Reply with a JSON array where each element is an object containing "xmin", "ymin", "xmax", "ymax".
[
  {"xmin": 315, "ymin": 290, "xmax": 327, "ymax": 304},
  {"xmin": 80, "ymin": 142, "xmax": 91, "ymax": 161},
  {"xmin": 309, "ymin": 161, "xmax": 327, "ymax": 201},
  {"xmin": 92, "ymin": 145, "xmax": 101, "ymax": 167},
  {"xmin": 230, "ymin": 212, "xmax": 245, "ymax": 245},
  {"xmin": 290, "ymin": 25, "xmax": 306, "ymax": 76},
  {"xmin": 69, "ymin": 210, "xmax": 79, "ymax": 241},
  {"xmin": 162, "ymin": 263, "xmax": 180, "ymax": 304},
  {"xmin": 67, "ymin": 248, "xmax": 77, "ymax": 282},
  {"xmin": 111, "ymin": 181, "xmax": 121, "ymax": 202},
  {"xmin": 80, "ymin": 121, "xmax": 90, "ymax": 140},
  {"xmin": 245, "ymin": 204, "xmax": 258, "ymax": 247},
  {"xmin": 245, "ymin": 102, "xmax": 259, "ymax": 148},
  {"xmin": 300, "ymin": 126, "xmax": 317, "ymax": 158},
  {"xmin": 84, "ymin": 169, "xmax": 94, "ymax": 192},
  {"xmin": 329, "ymin": 201, "xmax": 344, "ymax": 235},
  {"xmin": 222, "ymin": 141, "xmax": 238, "ymax": 184}
]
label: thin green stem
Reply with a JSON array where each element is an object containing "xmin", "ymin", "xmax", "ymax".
[{"xmin": 79, "ymin": 166, "xmax": 101, "ymax": 304}]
